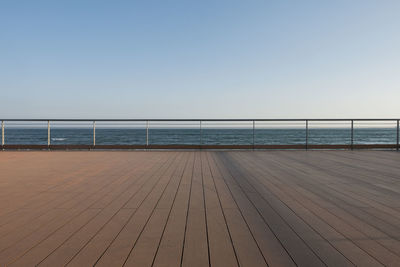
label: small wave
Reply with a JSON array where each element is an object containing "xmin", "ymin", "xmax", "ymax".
[{"xmin": 52, "ymin": 138, "xmax": 67, "ymax": 141}]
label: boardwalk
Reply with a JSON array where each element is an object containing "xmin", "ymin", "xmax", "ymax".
[{"xmin": 1, "ymin": 151, "xmax": 400, "ymax": 266}]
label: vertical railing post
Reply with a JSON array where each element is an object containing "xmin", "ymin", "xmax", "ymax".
[
  {"xmin": 146, "ymin": 121, "xmax": 149, "ymax": 147},
  {"xmin": 47, "ymin": 120, "xmax": 51, "ymax": 148},
  {"xmin": 351, "ymin": 120, "xmax": 354, "ymax": 150},
  {"xmin": 200, "ymin": 120, "xmax": 202, "ymax": 147},
  {"xmin": 397, "ymin": 119, "xmax": 399, "ymax": 151},
  {"xmin": 1, "ymin": 120, "xmax": 4, "ymax": 149},
  {"xmin": 93, "ymin": 121, "xmax": 96, "ymax": 147},
  {"xmin": 305, "ymin": 120, "xmax": 308, "ymax": 150},
  {"xmin": 252, "ymin": 120, "xmax": 255, "ymax": 149}
]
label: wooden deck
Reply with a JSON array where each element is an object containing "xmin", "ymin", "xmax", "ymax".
[{"xmin": 1, "ymin": 151, "xmax": 400, "ymax": 266}]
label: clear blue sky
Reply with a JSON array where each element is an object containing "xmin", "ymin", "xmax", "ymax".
[{"xmin": 1, "ymin": 0, "xmax": 399, "ymax": 119}]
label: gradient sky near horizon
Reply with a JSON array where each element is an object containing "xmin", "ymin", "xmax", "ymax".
[{"xmin": 1, "ymin": 0, "xmax": 399, "ymax": 119}]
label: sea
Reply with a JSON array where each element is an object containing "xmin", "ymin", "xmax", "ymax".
[{"xmin": 2, "ymin": 128, "xmax": 398, "ymax": 145}]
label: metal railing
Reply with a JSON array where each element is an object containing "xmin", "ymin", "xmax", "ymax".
[{"xmin": 0, "ymin": 119, "xmax": 399, "ymax": 150}]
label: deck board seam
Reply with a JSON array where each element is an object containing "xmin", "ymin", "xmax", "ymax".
[
  {"xmin": 220, "ymin": 152, "xmax": 328, "ymax": 266},
  {"xmin": 233, "ymin": 152, "xmax": 358, "ymax": 266},
  {"xmin": 88, "ymin": 153, "xmax": 180, "ymax": 266},
  {"xmin": 244, "ymin": 152, "xmax": 392, "ymax": 266},
  {"xmin": 205, "ymin": 152, "xmax": 240, "ymax": 267},
  {"xmin": 200, "ymin": 153, "xmax": 212, "ymax": 267},
  {"xmin": 121, "ymin": 153, "xmax": 187, "ymax": 266},
  {"xmin": 212, "ymin": 152, "xmax": 272, "ymax": 266},
  {"xmin": 150, "ymin": 152, "xmax": 193, "ymax": 267},
  {"xmin": 179, "ymin": 152, "xmax": 196, "ymax": 267},
  {"xmin": 0, "ymin": 156, "xmax": 153, "ymax": 263},
  {"xmin": 31, "ymin": 154, "xmax": 171, "ymax": 266}
]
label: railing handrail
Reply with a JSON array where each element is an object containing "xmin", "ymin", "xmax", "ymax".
[
  {"xmin": 1, "ymin": 118, "xmax": 399, "ymax": 150},
  {"xmin": 0, "ymin": 118, "xmax": 399, "ymax": 122}
]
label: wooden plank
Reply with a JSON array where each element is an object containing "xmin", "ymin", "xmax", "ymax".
[
  {"xmin": 264, "ymin": 152, "xmax": 400, "ymax": 257},
  {"xmin": 152, "ymin": 153, "xmax": 194, "ymax": 267},
  {"xmin": 122, "ymin": 152, "xmax": 189, "ymax": 266},
  {"xmin": 211, "ymin": 153, "xmax": 274, "ymax": 267},
  {"xmin": 0, "ymin": 153, "xmax": 148, "ymax": 240},
  {"xmin": 209, "ymin": 152, "xmax": 296, "ymax": 266},
  {"xmin": 201, "ymin": 152, "xmax": 238, "ymax": 267},
  {"xmin": 237, "ymin": 151, "xmax": 399, "ymax": 266},
  {"xmin": 234, "ymin": 151, "xmax": 382, "ymax": 266},
  {"xmin": 0, "ymin": 155, "xmax": 155, "ymax": 265},
  {"xmin": 181, "ymin": 152, "xmax": 209, "ymax": 267},
  {"xmin": 0, "ymin": 151, "xmax": 400, "ymax": 266},
  {"xmin": 3, "ymin": 153, "xmax": 170, "ymax": 266},
  {"xmin": 215, "ymin": 153, "xmax": 325, "ymax": 266},
  {"xmin": 93, "ymin": 153, "xmax": 183, "ymax": 267}
]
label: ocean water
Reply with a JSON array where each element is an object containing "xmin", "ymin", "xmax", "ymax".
[{"xmin": 2, "ymin": 128, "xmax": 398, "ymax": 145}]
